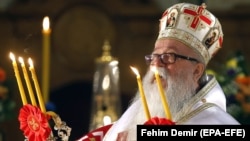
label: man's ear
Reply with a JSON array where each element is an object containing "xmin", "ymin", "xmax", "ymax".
[{"xmin": 193, "ymin": 63, "xmax": 205, "ymax": 82}]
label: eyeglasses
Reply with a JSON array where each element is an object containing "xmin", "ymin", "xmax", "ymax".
[{"xmin": 145, "ymin": 53, "xmax": 199, "ymax": 65}]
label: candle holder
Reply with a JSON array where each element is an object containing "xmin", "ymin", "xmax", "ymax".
[
  {"xmin": 10, "ymin": 53, "xmax": 72, "ymax": 141},
  {"xmin": 89, "ymin": 40, "xmax": 122, "ymax": 131}
]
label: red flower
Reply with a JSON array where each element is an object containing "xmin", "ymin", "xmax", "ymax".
[
  {"xmin": 144, "ymin": 117, "xmax": 175, "ymax": 125},
  {"xmin": 0, "ymin": 67, "xmax": 6, "ymax": 82},
  {"xmin": 236, "ymin": 76, "xmax": 250, "ymax": 85},
  {"xmin": 18, "ymin": 104, "xmax": 52, "ymax": 141}
]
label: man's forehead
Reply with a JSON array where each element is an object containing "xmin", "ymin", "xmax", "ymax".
[{"xmin": 154, "ymin": 38, "xmax": 192, "ymax": 53}]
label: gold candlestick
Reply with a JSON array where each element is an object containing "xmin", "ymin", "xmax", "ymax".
[
  {"xmin": 18, "ymin": 57, "xmax": 37, "ymax": 106},
  {"xmin": 42, "ymin": 16, "xmax": 51, "ymax": 104},
  {"xmin": 130, "ymin": 66, "xmax": 151, "ymax": 120},
  {"xmin": 28, "ymin": 58, "xmax": 46, "ymax": 113},
  {"xmin": 152, "ymin": 66, "xmax": 172, "ymax": 120},
  {"xmin": 9, "ymin": 52, "xmax": 27, "ymax": 105}
]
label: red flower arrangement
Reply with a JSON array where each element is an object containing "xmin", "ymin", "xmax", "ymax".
[
  {"xmin": 235, "ymin": 76, "xmax": 250, "ymax": 114},
  {"xmin": 144, "ymin": 117, "xmax": 175, "ymax": 125},
  {"xmin": 0, "ymin": 67, "xmax": 15, "ymax": 122},
  {"xmin": 0, "ymin": 67, "xmax": 8, "ymax": 101},
  {"xmin": 18, "ymin": 104, "xmax": 52, "ymax": 141},
  {"xmin": 0, "ymin": 67, "xmax": 6, "ymax": 82}
]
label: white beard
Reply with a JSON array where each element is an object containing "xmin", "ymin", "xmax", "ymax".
[
  {"xmin": 131, "ymin": 67, "xmax": 197, "ymax": 122},
  {"xmin": 109, "ymin": 67, "xmax": 197, "ymax": 140}
]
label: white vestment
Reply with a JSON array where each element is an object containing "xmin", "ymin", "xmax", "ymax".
[{"xmin": 103, "ymin": 76, "xmax": 240, "ymax": 141}]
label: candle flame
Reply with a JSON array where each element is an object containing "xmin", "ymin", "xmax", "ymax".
[
  {"xmin": 18, "ymin": 57, "xmax": 24, "ymax": 65},
  {"xmin": 28, "ymin": 58, "xmax": 33, "ymax": 68},
  {"xmin": 43, "ymin": 16, "xmax": 50, "ymax": 31},
  {"xmin": 9, "ymin": 52, "xmax": 15, "ymax": 61},
  {"xmin": 130, "ymin": 66, "xmax": 140, "ymax": 76}
]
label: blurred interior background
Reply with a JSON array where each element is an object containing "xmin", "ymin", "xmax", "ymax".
[{"xmin": 0, "ymin": 0, "xmax": 250, "ymax": 140}]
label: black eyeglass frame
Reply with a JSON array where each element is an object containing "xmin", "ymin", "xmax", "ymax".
[{"xmin": 145, "ymin": 53, "xmax": 199, "ymax": 65}]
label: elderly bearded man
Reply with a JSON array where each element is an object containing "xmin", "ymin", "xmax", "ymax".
[{"xmin": 78, "ymin": 2, "xmax": 240, "ymax": 141}]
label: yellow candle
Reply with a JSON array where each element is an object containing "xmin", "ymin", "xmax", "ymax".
[
  {"xmin": 130, "ymin": 66, "xmax": 151, "ymax": 120},
  {"xmin": 18, "ymin": 57, "xmax": 37, "ymax": 106},
  {"xmin": 42, "ymin": 16, "xmax": 51, "ymax": 104},
  {"xmin": 152, "ymin": 67, "xmax": 172, "ymax": 120},
  {"xmin": 28, "ymin": 58, "xmax": 46, "ymax": 113},
  {"xmin": 9, "ymin": 52, "xmax": 27, "ymax": 105}
]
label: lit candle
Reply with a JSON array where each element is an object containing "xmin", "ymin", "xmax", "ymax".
[
  {"xmin": 18, "ymin": 57, "xmax": 37, "ymax": 106},
  {"xmin": 42, "ymin": 16, "xmax": 51, "ymax": 104},
  {"xmin": 9, "ymin": 52, "xmax": 27, "ymax": 105},
  {"xmin": 130, "ymin": 66, "xmax": 151, "ymax": 120},
  {"xmin": 28, "ymin": 58, "xmax": 46, "ymax": 113},
  {"xmin": 152, "ymin": 66, "xmax": 172, "ymax": 120}
]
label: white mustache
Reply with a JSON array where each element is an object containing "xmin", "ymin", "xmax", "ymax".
[{"xmin": 145, "ymin": 66, "xmax": 168, "ymax": 82}]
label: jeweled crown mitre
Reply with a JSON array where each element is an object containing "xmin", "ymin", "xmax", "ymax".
[{"xmin": 158, "ymin": 3, "xmax": 223, "ymax": 65}]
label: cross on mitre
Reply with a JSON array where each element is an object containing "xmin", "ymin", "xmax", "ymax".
[{"xmin": 183, "ymin": 3, "xmax": 212, "ymax": 30}]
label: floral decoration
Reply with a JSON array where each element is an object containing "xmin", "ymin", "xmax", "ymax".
[
  {"xmin": 18, "ymin": 104, "xmax": 52, "ymax": 141},
  {"xmin": 207, "ymin": 51, "xmax": 250, "ymax": 124},
  {"xmin": 0, "ymin": 67, "xmax": 15, "ymax": 122},
  {"xmin": 144, "ymin": 117, "xmax": 175, "ymax": 125}
]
